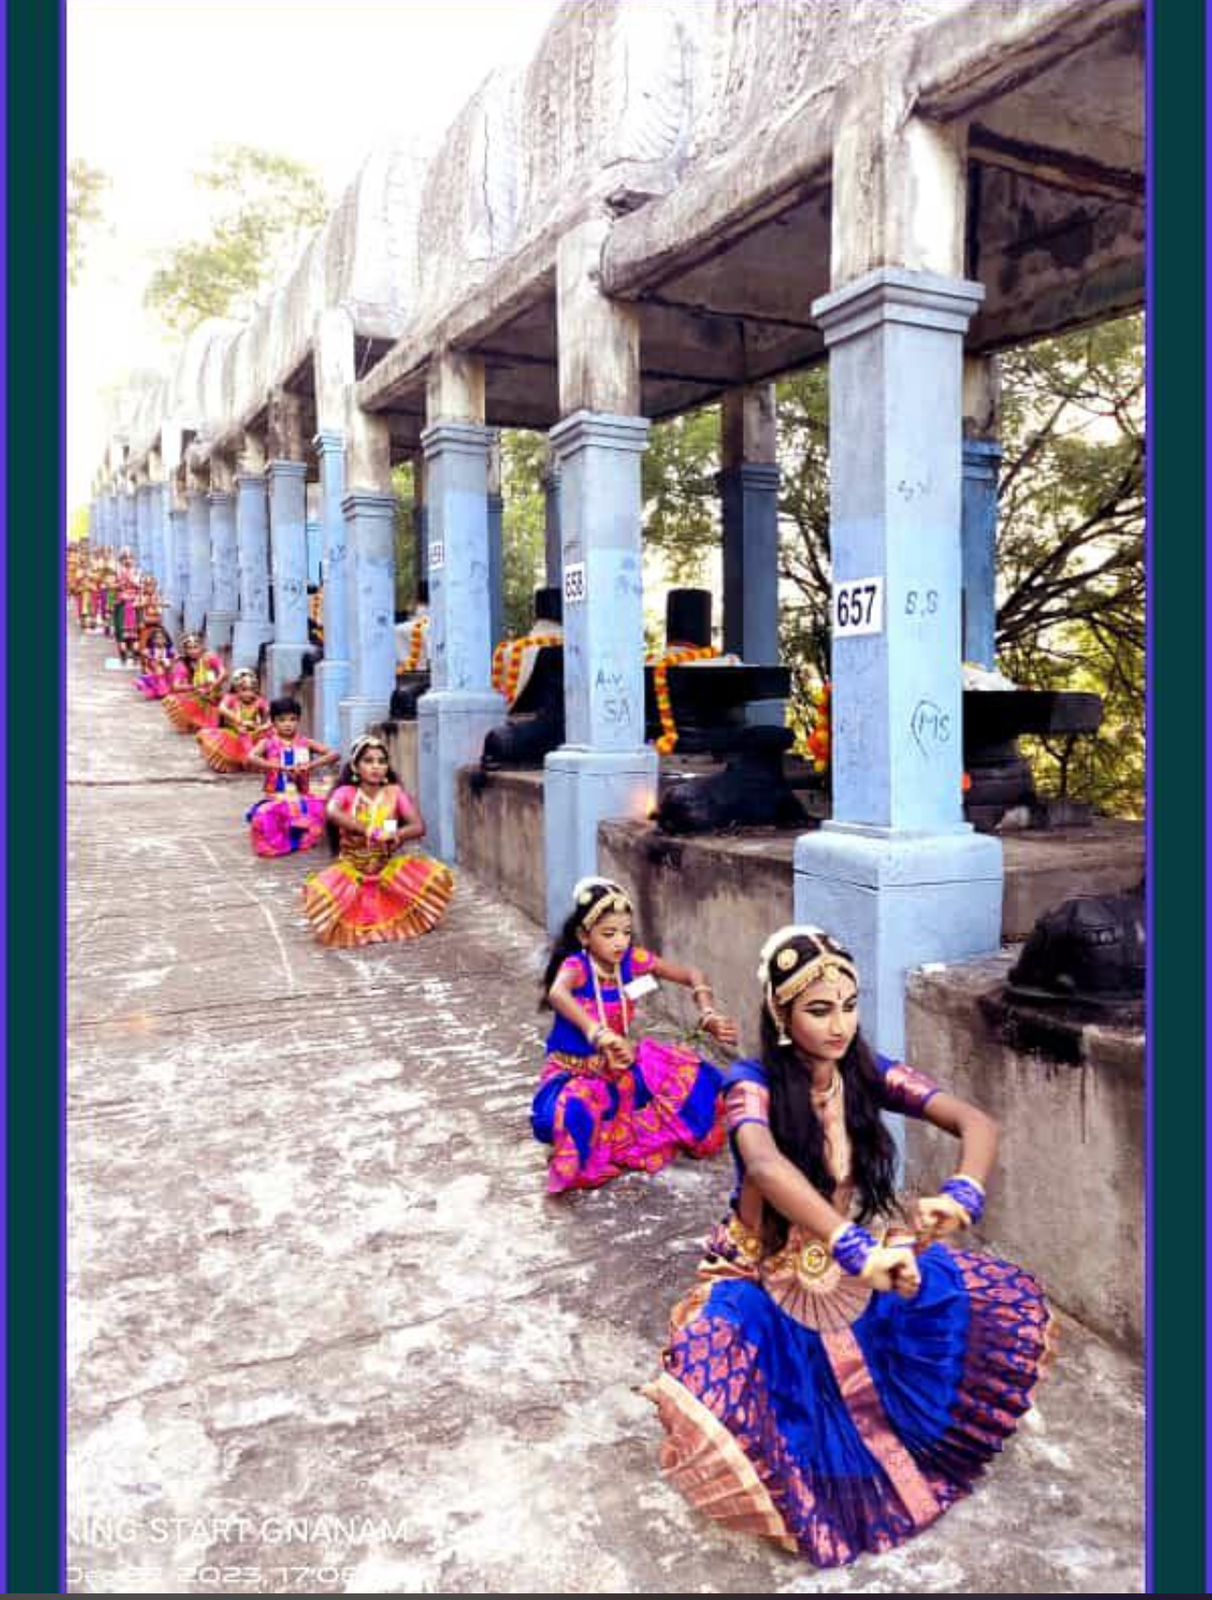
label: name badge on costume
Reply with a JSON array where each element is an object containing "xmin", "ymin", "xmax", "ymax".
[{"xmin": 624, "ymin": 973, "xmax": 658, "ymax": 1000}]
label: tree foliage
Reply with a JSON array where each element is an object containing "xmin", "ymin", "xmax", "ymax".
[
  {"xmin": 68, "ymin": 157, "xmax": 109, "ymax": 285},
  {"xmin": 145, "ymin": 145, "xmax": 328, "ymax": 334}
]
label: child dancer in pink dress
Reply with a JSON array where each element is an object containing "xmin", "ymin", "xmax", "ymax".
[
  {"xmin": 244, "ymin": 697, "xmax": 338, "ymax": 857},
  {"xmin": 532, "ymin": 877, "xmax": 738, "ymax": 1194},
  {"xmin": 197, "ymin": 669, "xmax": 271, "ymax": 773}
]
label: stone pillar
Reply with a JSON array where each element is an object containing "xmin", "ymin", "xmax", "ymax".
[
  {"xmin": 184, "ymin": 474, "xmax": 212, "ymax": 636},
  {"xmin": 232, "ymin": 437, "xmax": 274, "ymax": 671},
  {"xmin": 167, "ymin": 491, "xmax": 190, "ymax": 641},
  {"xmin": 542, "ymin": 445, "xmax": 562, "ymax": 588},
  {"xmin": 795, "ymin": 110, "xmax": 1002, "ymax": 1078},
  {"xmin": 146, "ymin": 451, "xmax": 167, "ymax": 590},
  {"xmin": 265, "ymin": 462, "xmax": 309, "ymax": 693},
  {"xmin": 313, "ymin": 429, "xmax": 351, "ymax": 749},
  {"xmin": 134, "ymin": 482, "xmax": 151, "ymax": 572},
  {"xmin": 207, "ymin": 477, "xmax": 239, "ymax": 652},
  {"xmin": 120, "ymin": 488, "xmax": 137, "ymax": 561},
  {"xmin": 961, "ymin": 354, "xmax": 1002, "ymax": 670},
  {"xmin": 487, "ymin": 430, "xmax": 505, "ymax": 646},
  {"xmin": 412, "ymin": 452, "xmax": 428, "ymax": 594},
  {"xmin": 417, "ymin": 351, "xmax": 505, "ymax": 863},
  {"xmin": 544, "ymin": 217, "xmax": 657, "ymax": 933},
  {"xmin": 306, "ymin": 515, "xmax": 323, "ymax": 588},
  {"xmin": 338, "ymin": 402, "xmax": 397, "ymax": 748},
  {"xmin": 265, "ymin": 389, "xmax": 309, "ymax": 694},
  {"xmin": 719, "ymin": 383, "xmax": 783, "ymax": 724}
]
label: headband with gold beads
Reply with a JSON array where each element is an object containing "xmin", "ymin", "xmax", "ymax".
[
  {"xmin": 573, "ymin": 875, "xmax": 633, "ymax": 932},
  {"xmin": 349, "ymin": 732, "xmax": 390, "ymax": 765},
  {"xmin": 756, "ymin": 924, "xmax": 860, "ymax": 1044}
]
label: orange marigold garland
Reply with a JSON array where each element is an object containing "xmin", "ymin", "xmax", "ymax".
[
  {"xmin": 650, "ymin": 646, "xmax": 720, "ymax": 755},
  {"xmin": 491, "ymin": 633, "xmax": 564, "ymax": 705},
  {"xmin": 806, "ymin": 680, "xmax": 831, "ymax": 774},
  {"xmin": 398, "ymin": 614, "xmax": 430, "ymax": 675}
]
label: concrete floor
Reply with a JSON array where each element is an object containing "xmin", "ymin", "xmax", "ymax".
[{"xmin": 68, "ymin": 630, "xmax": 1145, "ymax": 1595}]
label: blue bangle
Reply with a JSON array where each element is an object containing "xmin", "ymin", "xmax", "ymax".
[
  {"xmin": 942, "ymin": 1176, "xmax": 985, "ymax": 1226},
  {"xmin": 831, "ymin": 1224, "xmax": 877, "ymax": 1277}
]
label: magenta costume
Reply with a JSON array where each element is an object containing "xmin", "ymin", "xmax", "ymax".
[
  {"xmin": 245, "ymin": 736, "xmax": 327, "ymax": 857},
  {"xmin": 531, "ymin": 946, "xmax": 726, "ymax": 1194}
]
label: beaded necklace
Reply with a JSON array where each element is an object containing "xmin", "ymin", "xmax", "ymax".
[{"xmin": 587, "ymin": 955, "xmax": 631, "ymax": 1039}]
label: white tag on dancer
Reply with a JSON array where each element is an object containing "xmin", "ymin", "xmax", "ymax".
[{"xmin": 623, "ymin": 973, "xmax": 658, "ymax": 1000}]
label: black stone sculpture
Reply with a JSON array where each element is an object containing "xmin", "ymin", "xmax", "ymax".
[{"xmin": 656, "ymin": 725, "xmax": 808, "ymax": 834}]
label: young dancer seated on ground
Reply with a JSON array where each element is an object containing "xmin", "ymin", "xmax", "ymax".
[
  {"xmin": 133, "ymin": 624, "xmax": 176, "ymax": 700},
  {"xmin": 162, "ymin": 633, "xmax": 227, "ymax": 733},
  {"xmin": 196, "ymin": 668, "xmax": 271, "ymax": 772},
  {"xmin": 646, "ymin": 924, "xmax": 1054, "ymax": 1568},
  {"xmin": 531, "ymin": 876, "xmax": 738, "ymax": 1195},
  {"xmin": 243, "ymin": 696, "xmax": 338, "ymax": 857},
  {"xmin": 302, "ymin": 732, "xmax": 454, "ymax": 946}
]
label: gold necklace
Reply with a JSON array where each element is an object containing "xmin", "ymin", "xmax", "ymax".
[{"xmin": 810, "ymin": 1067, "xmax": 842, "ymax": 1106}]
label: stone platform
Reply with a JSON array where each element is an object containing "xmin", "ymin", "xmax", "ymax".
[{"xmin": 69, "ymin": 632, "xmax": 1143, "ymax": 1593}]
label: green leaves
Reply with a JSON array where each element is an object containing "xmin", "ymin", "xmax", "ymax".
[
  {"xmin": 144, "ymin": 144, "xmax": 328, "ymax": 334},
  {"xmin": 67, "ymin": 157, "xmax": 109, "ymax": 286}
]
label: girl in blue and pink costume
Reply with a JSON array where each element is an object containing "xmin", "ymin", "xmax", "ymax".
[
  {"xmin": 532, "ymin": 877, "xmax": 738, "ymax": 1194},
  {"xmin": 646, "ymin": 925, "xmax": 1054, "ymax": 1568}
]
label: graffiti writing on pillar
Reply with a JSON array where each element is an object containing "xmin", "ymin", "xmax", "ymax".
[
  {"xmin": 904, "ymin": 588, "xmax": 939, "ymax": 618},
  {"xmin": 896, "ymin": 476, "xmax": 931, "ymax": 501},
  {"xmin": 594, "ymin": 665, "xmax": 633, "ymax": 730},
  {"xmin": 910, "ymin": 698, "xmax": 951, "ymax": 756}
]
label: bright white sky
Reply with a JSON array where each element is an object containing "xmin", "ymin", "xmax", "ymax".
[{"xmin": 67, "ymin": 0, "xmax": 563, "ymax": 513}]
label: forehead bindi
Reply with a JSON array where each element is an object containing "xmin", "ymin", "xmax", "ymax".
[{"xmin": 795, "ymin": 975, "xmax": 858, "ymax": 1007}]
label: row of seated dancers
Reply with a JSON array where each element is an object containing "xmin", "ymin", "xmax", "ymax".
[{"xmin": 91, "ymin": 573, "xmax": 1053, "ymax": 1571}]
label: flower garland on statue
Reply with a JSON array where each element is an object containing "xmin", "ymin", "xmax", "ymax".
[
  {"xmin": 399, "ymin": 613, "xmax": 430, "ymax": 674},
  {"xmin": 650, "ymin": 645, "xmax": 721, "ymax": 755},
  {"xmin": 806, "ymin": 679, "xmax": 831, "ymax": 774},
  {"xmin": 491, "ymin": 632, "xmax": 565, "ymax": 706}
]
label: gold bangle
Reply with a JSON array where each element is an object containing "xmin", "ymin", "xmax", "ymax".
[{"xmin": 691, "ymin": 982, "xmax": 713, "ymax": 997}]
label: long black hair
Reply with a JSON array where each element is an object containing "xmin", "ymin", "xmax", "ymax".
[
  {"xmin": 326, "ymin": 739, "xmax": 400, "ymax": 856},
  {"xmin": 758, "ymin": 979, "xmax": 897, "ymax": 1234}
]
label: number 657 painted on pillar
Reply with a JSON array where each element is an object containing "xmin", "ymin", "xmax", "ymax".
[{"xmin": 831, "ymin": 577, "xmax": 884, "ymax": 637}]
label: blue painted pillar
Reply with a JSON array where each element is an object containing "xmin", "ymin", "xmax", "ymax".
[
  {"xmin": 313, "ymin": 430, "xmax": 351, "ymax": 750},
  {"xmin": 487, "ymin": 432, "xmax": 505, "ymax": 648},
  {"xmin": 134, "ymin": 485, "xmax": 150, "ymax": 572},
  {"xmin": 207, "ymin": 491, "xmax": 239, "ymax": 650},
  {"xmin": 417, "ymin": 420, "xmax": 506, "ymax": 863},
  {"xmin": 961, "ymin": 441, "xmax": 1002, "ymax": 670},
  {"xmin": 184, "ymin": 490, "xmax": 211, "ymax": 635},
  {"xmin": 543, "ymin": 411, "xmax": 657, "ymax": 933},
  {"xmin": 105, "ymin": 491, "xmax": 120, "ymax": 548},
  {"xmin": 720, "ymin": 462, "xmax": 781, "ymax": 662},
  {"xmin": 794, "ymin": 267, "xmax": 1003, "ymax": 1065},
  {"xmin": 265, "ymin": 461, "xmax": 309, "ymax": 694},
  {"xmin": 146, "ymin": 481, "xmax": 165, "ymax": 590},
  {"xmin": 232, "ymin": 472, "xmax": 273, "ymax": 670},
  {"xmin": 166, "ymin": 504, "xmax": 189, "ymax": 638},
  {"xmin": 120, "ymin": 490, "xmax": 137, "ymax": 561},
  {"xmin": 543, "ymin": 454, "xmax": 562, "ymax": 588},
  {"xmin": 411, "ymin": 451, "xmax": 428, "ymax": 593},
  {"xmin": 338, "ymin": 490, "xmax": 398, "ymax": 746},
  {"xmin": 306, "ymin": 518, "xmax": 322, "ymax": 588}
]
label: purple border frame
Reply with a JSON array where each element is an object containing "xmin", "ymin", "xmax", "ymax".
[
  {"xmin": 0, "ymin": 0, "xmax": 8, "ymax": 1583},
  {"xmin": 1144, "ymin": 0, "xmax": 1156, "ymax": 1591}
]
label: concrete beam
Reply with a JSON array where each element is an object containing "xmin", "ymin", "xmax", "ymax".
[{"xmin": 557, "ymin": 216, "xmax": 640, "ymax": 417}]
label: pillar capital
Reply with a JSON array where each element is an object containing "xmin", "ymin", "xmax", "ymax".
[
  {"xmin": 266, "ymin": 459, "xmax": 309, "ymax": 484},
  {"xmin": 206, "ymin": 490, "xmax": 234, "ymax": 508},
  {"xmin": 962, "ymin": 439, "xmax": 1003, "ymax": 482},
  {"xmin": 235, "ymin": 471, "xmax": 267, "ymax": 491},
  {"xmin": 812, "ymin": 268, "xmax": 984, "ymax": 346},
  {"xmin": 715, "ymin": 462, "xmax": 780, "ymax": 493},
  {"xmin": 549, "ymin": 410, "xmax": 650, "ymax": 460},
  {"xmin": 421, "ymin": 420, "xmax": 493, "ymax": 460},
  {"xmin": 340, "ymin": 489, "xmax": 396, "ymax": 519},
  {"xmin": 313, "ymin": 428, "xmax": 346, "ymax": 456}
]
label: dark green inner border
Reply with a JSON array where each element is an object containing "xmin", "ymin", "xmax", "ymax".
[
  {"xmin": 1151, "ymin": 0, "xmax": 1207, "ymax": 1593},
  {"xmin": 4, "ymin": 0, "xmax": 1206, "ymax": 1593}
]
